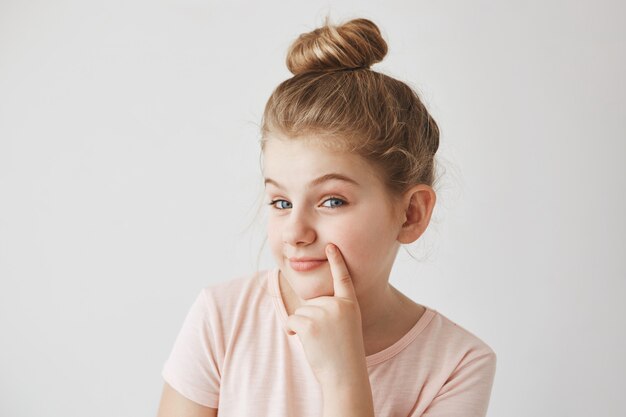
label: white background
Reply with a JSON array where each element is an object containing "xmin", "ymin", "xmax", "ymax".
[{"xmin": 1, "ymin": 0, "xmax": 624, "ymax": 416}]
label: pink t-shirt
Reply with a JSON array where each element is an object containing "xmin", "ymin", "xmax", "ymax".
[{"xmin": 161, "ymin": 268, "xmax": 497, "ymax": 416}]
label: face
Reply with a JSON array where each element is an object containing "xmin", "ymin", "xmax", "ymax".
[{"xmin": 262, "ymin": 134, "xmax": 404, "ymax": 302}]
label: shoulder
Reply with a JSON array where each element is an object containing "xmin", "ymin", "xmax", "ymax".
[
  {"xmin": 403, "ymin": 309, "xmax": 497, "ymax": 416},
  {"xmin": 424, "ymin": 308, "xmax": 497, "ymax": 370},
  {"xmin": 190, "ymin": 269, "xmax": 275, "ymax": 329}
]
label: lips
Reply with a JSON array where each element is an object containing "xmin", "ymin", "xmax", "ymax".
[
  {"xmin": 289, "ymin": 257, "xmax": 325, "ymax": 262},
  {"xmin": 289, "ymin": 257, "xmax": 327, "ymax": 272}
]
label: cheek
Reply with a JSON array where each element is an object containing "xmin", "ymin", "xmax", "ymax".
[
  {"xmin": 267, "ymin": 218, "xmax": 282, "ymax": 256},
  {"xmin": 331, "ymin": 213, "xmax": 391, "ymax": 267},
  {"xmin": 325, "ymin": 221, "xmax": 372, "ymax": 262}
]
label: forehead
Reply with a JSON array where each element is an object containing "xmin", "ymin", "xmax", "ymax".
[{"xmin": 262, "ymin": 136, "xmax": 378, "ymax": 187}]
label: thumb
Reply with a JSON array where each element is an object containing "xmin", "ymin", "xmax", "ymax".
[{"xmin": 326, "ymin": 244, "xmax": 357, "ymax": 300}]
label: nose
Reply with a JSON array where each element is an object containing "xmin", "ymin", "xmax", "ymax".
[{"xmin": 282, "ymin": 206, "xmax": 317, "ymax": 246}]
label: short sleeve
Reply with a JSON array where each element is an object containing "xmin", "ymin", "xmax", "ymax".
[
  {"xmin": 161, "ymin": 289, "xmax": 222, "ymax": 408},
  {"xmin": 417, "ymin": 351, "xmax": 497, "ymax": 417}
]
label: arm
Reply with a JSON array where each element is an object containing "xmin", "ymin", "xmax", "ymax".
[{"xmin": 157, "ymin": 382, "xmax": 218, "ymax": 417}]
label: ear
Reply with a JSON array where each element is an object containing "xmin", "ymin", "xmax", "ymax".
[{"xmin": 396, "ymin": 184, "xmax": 437, "ymax": 244}]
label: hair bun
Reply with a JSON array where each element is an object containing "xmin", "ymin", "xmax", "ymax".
[{"xmin": 286, "ymin": 16, "xmax": 388, "ymax": 75}]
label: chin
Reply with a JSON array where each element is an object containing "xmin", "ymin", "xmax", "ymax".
[{"xmin": 285, "ymin": 270, "xmax": 334, "ymax": 297}]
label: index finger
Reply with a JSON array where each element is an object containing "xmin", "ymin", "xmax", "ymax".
[{"xmin": 326, "ymin": 244, "xmax": 356, "ymax": 300}]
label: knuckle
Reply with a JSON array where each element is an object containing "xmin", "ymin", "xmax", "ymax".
[
  {"xmin": 341, "ymin": 299, "xmax": 359, "ymax": 314},
  {"xmin": 338, "ymin": 273, "xmax": 351, "ymax": 284}
]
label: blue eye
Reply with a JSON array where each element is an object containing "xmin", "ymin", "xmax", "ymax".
[
  {"xmin": 322, "ymin": 197, "xmax": 346, "ymax": 209},
  {"xmin": 267, "ymin": 197, "xmax": 346, "ymax": 210},
  {"xmin": 268, "ymin": 199, "xmax": 293, "ymax": 209}
]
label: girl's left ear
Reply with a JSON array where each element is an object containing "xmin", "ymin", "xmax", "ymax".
[{"xmin": 397, "ymin": 184, "xmax": 437, "ymax": 244}]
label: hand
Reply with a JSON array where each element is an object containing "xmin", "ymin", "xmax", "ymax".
[{"xmin": 285, "ymin": 243, "xmax": 368, "ymax": 386}]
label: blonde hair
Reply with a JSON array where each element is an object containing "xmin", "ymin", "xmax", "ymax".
[{"xmin": 250, "ymin": 15, "xmax": 441, "ymax": 284}]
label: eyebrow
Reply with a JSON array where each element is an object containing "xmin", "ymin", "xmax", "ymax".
[{"xmin": 264, "ymin": 173, "xmax": 360, "ymax": 189}]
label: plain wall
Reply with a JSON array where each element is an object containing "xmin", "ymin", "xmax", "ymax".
[{"xmin": 0, "ymin": 0, "xmax": 624, "ymax": 416}]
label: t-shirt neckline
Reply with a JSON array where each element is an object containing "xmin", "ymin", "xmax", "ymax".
[{"xmin": 267, "ymin": 267, "xmax": 436, "ymax": 367}]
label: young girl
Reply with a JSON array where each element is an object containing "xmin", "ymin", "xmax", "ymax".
[{"xmin": 157, "ymin": 16, "xmax": 496, "ymax": 417}]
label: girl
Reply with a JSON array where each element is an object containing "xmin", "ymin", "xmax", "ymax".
[{"xmin": 157, "ymin": 16, "xmax": 496, "ymax": 417}]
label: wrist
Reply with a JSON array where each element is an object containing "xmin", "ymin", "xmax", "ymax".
[
  {"xmin": 320, "ymin": 372, "xmax": 375, "ymax": 417},
  {"xmin": 318, "ymin": 355, "xmax": 369, "ymax": 387},
  {"xmin": 322, "ymin": 379, "xmax": 374, "ymax": 417}
]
